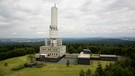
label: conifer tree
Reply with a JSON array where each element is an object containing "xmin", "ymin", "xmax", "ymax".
[
  {"xmin": 80, "ymin": 69, "xmax": 85, "ymax": 76},
  {"xmin": 66, "ymin": 60, "xmax": 70, "ymax": 67}
]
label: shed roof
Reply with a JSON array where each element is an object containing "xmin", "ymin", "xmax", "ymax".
[
  {"xmin": 100, "ymin": 55, "xmax": 117, "ymax": 57},
  {"xmin": 78, "ymin": 52, "xmax": 90, "ymax": 58}
]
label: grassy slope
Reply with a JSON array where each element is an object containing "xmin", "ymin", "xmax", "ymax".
[{"xmin": 0, "ymin": 55, "xmax": 114, "ymax": 76}]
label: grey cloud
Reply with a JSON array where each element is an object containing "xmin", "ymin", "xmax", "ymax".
[
  {"xmin": 106, "ymin": 0, "xmax": 135, "ymax": 12},
  {"xmin": 0, "ymin": 0, "xmax": 135, "ymax": 38},
  {"xmin": 0, "ymin": 23, "xmax": 13, "ymax": 29},
  {"xmin": 80, "ymin": 0, "xmax": 91, "ymax": 12}
]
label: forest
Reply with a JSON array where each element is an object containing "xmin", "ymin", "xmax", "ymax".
[{"xmin": 0, "ymin": 38, "xmax": 135, "ymax": 76}]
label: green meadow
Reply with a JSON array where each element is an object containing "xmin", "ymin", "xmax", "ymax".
[{"xmin": 0, "ymin": 55, "xmax": 114, "ymax": 76}]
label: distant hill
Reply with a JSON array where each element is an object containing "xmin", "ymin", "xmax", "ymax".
[
  {"xmin": 0, "ymin": 37, "xmax": 135, "ymax": 46},
  {"xmin": 62, "ymin": 37, "xmax": 135, "ymax": 46}
]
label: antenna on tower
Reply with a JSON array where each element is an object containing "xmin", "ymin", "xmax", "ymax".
[{"xmin": 54, "ymin": 3, "xmax": 56, "ymax": 7}]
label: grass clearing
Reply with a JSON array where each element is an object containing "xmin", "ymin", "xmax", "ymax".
[{"xmin": 0, "ymin": 55, "xmax": 114, "ymax": 76}]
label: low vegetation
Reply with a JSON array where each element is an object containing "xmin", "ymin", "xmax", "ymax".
[
  {"xmin": 66, "ymin": 60, "xmax": 70, "ymax": 67},
  {"xmin": 79, "ymin": 69, "xmax": 91, "ymax": 76},
  {"xmin": 0, "ymin": 55, "xmax": 113, "ymax": 76},
  {"xmin": 11, "ymin": 64, "xmax": 25, "ymax": 71}
]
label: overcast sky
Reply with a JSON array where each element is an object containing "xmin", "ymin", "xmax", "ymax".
[{"xmin": 0, "ymin": 0, "xmax": 135, "ymax": 38}]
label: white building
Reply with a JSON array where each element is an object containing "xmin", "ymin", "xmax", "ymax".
[{"xmin": 39, "ymin": 4, "xmax": 66, "ymax": 59}]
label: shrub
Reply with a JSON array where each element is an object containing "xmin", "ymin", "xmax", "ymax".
[
  {"xmin": 11, "ymin": 64, "xmax": 25, "ymax": 71},
  {"xmin": 66, "ymin": 60, "xmax": 70, "ymax": 67},
  {"xmin": 35, "ymin": 62, "xmax": 44, "ymax": 68},
  {"xmin": 27, "ymin": 54, "xmax": 35, "ymax": 63},
  {"xmin": 79, "ymin": 69, "xmax": 85, "ymax": 76},
  {"xmin": 86, "ymin": 69, "xmax": 91, "ymax": 76},
  {"xmin": 23, "ymin": 63, "xmax": 28, "ymax": 67}
]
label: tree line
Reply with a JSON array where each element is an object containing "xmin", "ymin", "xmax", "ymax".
[
  {"xmin": 66, "ymin": 44, "xmax": 135, "ymax": 56},
  {"xmin": 0, "ymin": 45, "xmax": 40, "ymax": 60},
  {"xmin": 1, "ymin": 43, "xmax": 135, "ymax": 60}
]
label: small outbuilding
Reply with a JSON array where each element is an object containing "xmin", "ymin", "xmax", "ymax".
[
  {"xmin": 78, "ymin": 52, "xmax": 90, "ymax": 65},
  {"xmin": 100, "ymin": 55, "xmax": 117, "ymax": 61}
]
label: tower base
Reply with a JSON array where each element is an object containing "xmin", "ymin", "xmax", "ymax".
[
  {"xmin": 40, "ymin": 45, "xmax": 66, "ymax": 58},
  {"xmin": 36, "ymin": 55, "xmax": 65, "ymax": 62}
]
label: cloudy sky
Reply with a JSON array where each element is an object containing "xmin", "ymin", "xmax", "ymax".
[{"xmin": 0, "ymin": 0, "xmax": 135, "ymax": 38}]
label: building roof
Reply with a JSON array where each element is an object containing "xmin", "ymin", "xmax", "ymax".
[
  {"xmin": 78, "ymin": 52, "xmax": 90, "ymax": 58},
  {"xmin": 40, "ymin": 54, "xmax": 48, "ymax": 56},
  {"xmin": 100, "ymin": 55, "xmax": 117, "ymax": 57}
]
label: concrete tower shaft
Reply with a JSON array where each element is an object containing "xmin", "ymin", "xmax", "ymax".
[
  {"xmin": 49, "ymin": 4, "xmax": 58, "ymax": 39},
  {"xmin": 51, "ymin": 4, "xmax": 58, "ymax": 28},
  {"xmin": 49, "ymin": 4, "xmax": 58, "ymax": 46}
]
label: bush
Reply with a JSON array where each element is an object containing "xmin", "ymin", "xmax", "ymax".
[
  {"xmin": 35, "ymin": 62, "xmax": 44, "ymax": 68},
  {"xmin": 27, "ymin": 54, "xmax": 35, "ymax": 63},
  {"xmin": 11, "ymin": 64, "xmax": 25, "ymax": 71},
  {"xmin": 11, "ymin": 62, "xmax": 45, "ymax": 70},
  {"xmin": 86, "ymin": 69, "xmax": 91, "ymax": 76},
  {"xmin": 80, "ymin": 69, "xmax": 85, "ymax": 76},
  {"xmin": 23, "ymin": 63, "xmax": 28, "ymax": 67},
  {"xmin": 66, "ymin": 60, "xmax": 70, "ymax": 67}
]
